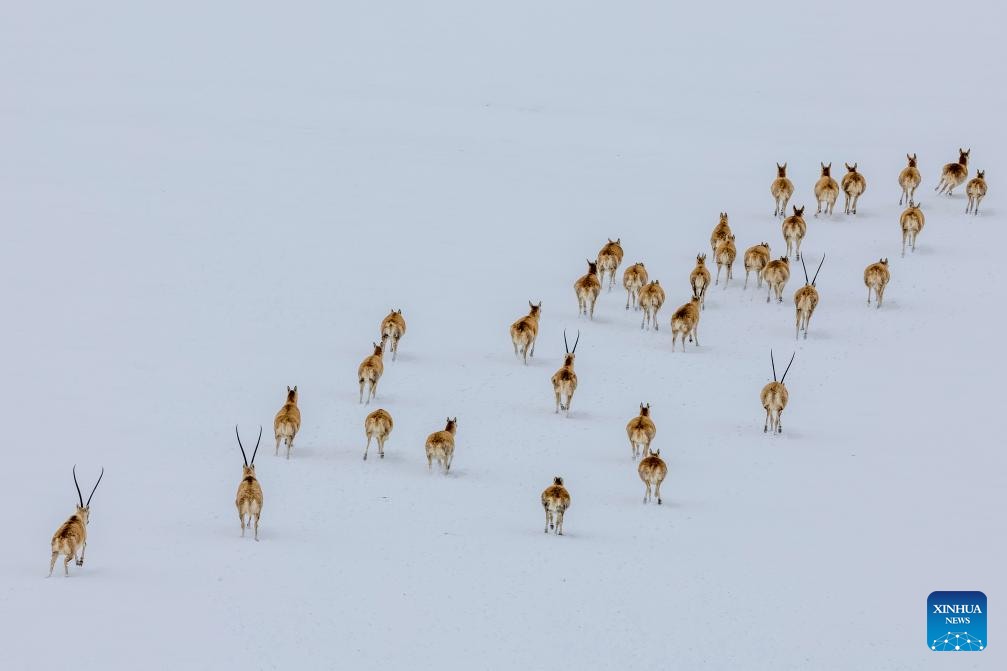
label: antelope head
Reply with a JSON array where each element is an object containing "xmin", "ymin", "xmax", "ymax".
[
  {"xmin": 71, "ymin": 465, "xmax": 104, "ymax": 525},
  {"xmin": 236, "ymin": 425, "xmax": 262, "ymax": 478},
  {"xmin": 563, "ymin": 329, "xmax": 580, "ymax": 366}
]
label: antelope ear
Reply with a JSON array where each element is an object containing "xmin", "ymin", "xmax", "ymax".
[
  {"xmin": 293, "ymin": 385, "xmax": 297, "ymax": 392},
  {"xmin": 287, "ymin": 386, "xmax": 291, "ymax": 393}
]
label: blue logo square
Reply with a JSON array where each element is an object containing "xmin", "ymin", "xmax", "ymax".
[{"xmin": 928, "ymin": 591, "xmax": 986, "ymax": 651}]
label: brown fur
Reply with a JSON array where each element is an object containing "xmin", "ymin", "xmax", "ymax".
[
  {"xmin": 236, "ymin": 465, "xmax": 263, "ymax": 540},
  {"xmin": 380, "ymin": 309, "xmax": 406, "ymax": 361},
  {"xmin": 574, "ymin": 259, "xmax": 602, "ymax": 319},
  {"xmin": 425, "ymin": 418, "xmax": 457, "ymax": 473},
  {"xmin": 900, "ymin": 201, "xmax": 925, "ymax": 256},
  {"xmin": 936, "ymin": 148, "xmax": 969, "ymax": 195},
  {"xmin": 782, "ymin": 206, "xmax": 807, "ymax": 260},
  {"xmin": 763, "ymin": 256, "xmax": 790, "ymax": 304},
  {"xmin": 638, "ymin": 280, "xmax": 666, "ymax": 331},
  {"xmin": 551, "ymin": 353, "xmax": 578, "ymax": 415},
  {"xmin": 743, "ymin": 242, "xmax": 771, "ymax": 290},
  {"xmin": 966, "ymin": 170, "xmax": 987, "ymax": 215},
  {"xmin": 273, "ymin": 385, "xmax": 301, "ymax": 459},
  {"xmin": 626, "ymin": 403, "xmax": 656, "ymax": 459},
  {"xmin": 840, "ymin": 162, "xmax": 867, "ymax": 215},
  {"xmin": 638, "ymin": 450, "xmax": 668, "ymax": 504},
  {"xmin": 714, "ymin": 234, "xmax": 737, "ymax": 287},
  {"xmin": 689, "ymin": 254, "xmax": 711, "ymax": 310},
  {"xmin": 771, "ymin": 163, "xmax": 794, "ymax": 217},
  {"xmin": 623, "ymin": 262, "xmax": 648, "ymax": 310},
  {"xmin": 793, "ymin": 284, "xmax": 819, "ymax": 339},
  {"xmin": 899, "ymin": 153, "xmax": 921, "ymax": 206},
  {"xmin": 541, "ymin": 476, "xmax": 571, "ymax": 535},
  {"xmin": 363, "ymin": 408, "xmax": 393, "ymax": 460},
  {"xmin": 49, "ymin": 508, "xmax": 89, "ymax": 577},
  {"xmin": 358, "ymin": 339, "xmax": 386, "ymax": 404},
  {"xmin": 670, "ymin": 296, "xmax": 701, "ymax": 352},
  {"xmin": 710, "ymin": 212, "xmax": 732, "ymax": 255},
  {"xmin": 761, "ymin": 381, "xmax": 789, "ymax": 434},
  {"xmin": 597, "ymin": 238, "xmax": 624, "ymax": 291},
  {"xmin": 814, "ymin": 163, "xmax": 840, "ymax": 216},
  {"xmin": 864, "ymin": 258, "xmax": 891, "ymax": 309},
  {"xmin": 510, "ymin": 301, "xmax": 542, "ymax": 365}
]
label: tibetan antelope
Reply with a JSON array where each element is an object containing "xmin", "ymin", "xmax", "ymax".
[
  {"xmin": 763, "ymin": 256, "xmax": 790, "ymax": 304},
  {"xmin": 626, "ymin": 403, "xmax": 656, "ymax": 460},
  {"xmin": 380, "ymin": 309, "xmax": 406, "ymax": 361},
  {"xmin": 841, "ymin": 163, "xmax": 867, "ymax": 215},
  {"xmin": 638, "ymin": 450, "xmax": 667, "ymax": 504},
  {"xmin": 714, "ymin": 234, "xmax": 736, "ymax": 287},
  {"xmin": 814, "ymin": 163, "xmax": 839, "ymax": 216},
  {"xmin": 710, "ymin": 212, "xmax": 732, "ymax": 255},
  {"xmin": 743, "ymin": 242, "xmax": 771, "ymax": 290},
  {"xmin": 541, "ymin": 476, "xmax": 571, "ymax": 535},
  {"xmin": 363, "ymin": 408, "xmax": 393, "ymax": 460},
  {"xmin": 551, "ymin": 330, "xmax": 580, "ymax": 415},
  {"xmin": 782, "ymin": 205, "xmax": 807, "ymax": 260},
  {"xmin": 900, "ymin": 200, "xmax": 925, "ymax": 256},
  {"xmin": 574, "ymin": 259, "xmax": 602, "ymax": 319},
  {"xmin": 771, "ymin": 162, "xmax": 794, "ymax": 217},
  {"xmin": 48, "ymin": 466, "xmax": 104, "ymax": 577},
  {"xmin": 689, "ymin": 254, "xmax": 711, "ymax": 310},
  {"xmin": 670, "ymin": 296, "xmax": 701, "ymax": 352},
  {"xmin": 358, "ymin": 338, "xmax": 386, "ymax": 404},
  {"xmin": 761, "ymin": 351, "xmax": 795, "ymax": 434},
  {"xmin": 510, "ymin": 301, "xmax": 542, "ymax": 365},
  {"xmin": 623, "ymin": 262, "xmax": 648, "ymax": 310},
  {"xmin": 638, "ymin": 280, "xmax": 666, "ymax": 331},
  {"xmin": 597, "ymin": 238, "xmax": 624, "ymax": 291},
  {"xmin": 936, "ymin": 148, "xmax": 969, "ymax": 195},
  {"xmin": 794, "ymin": 255, "xmax": 824, "ymax": 339},
  {"xmin": 899, "ymin": 153, "xmax": 921, "ymax": 205},
  {"xmin": 966, "ymin": 170, "xmax": 987, "ymax": 215},
  {"xmin": 273, "ymin": 385, "xmax": 300, "ymax": 459},
  {"xmin": 864, "ymin": 258, "xmax": 890, "ymax": 308},
  {"xmin": 235, "ymin": 426, "xmax": 263, "ymax": 540},
  {"xmin": 425, "ymin": 417, "xmax": 457, "ymax": 473}
]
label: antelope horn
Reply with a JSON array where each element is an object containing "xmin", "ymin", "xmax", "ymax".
[
  {"xmin": 563, "ymin": 329, "xmax": 569, "ymax": 354},
  {"xmin": 571, "ymin": 330, "xmax": 581, "ymax": 354},
  {"xmin": 812, "ymin": 255, "xmax": 825, "ymax": 286},
  {"xmin": 780, "ymin": 352, "xmax": 796, "ymax": 383},
  {"xmin": 250, "ymin": 426, "xmax": 262, "ymax": 465},
  {"xmin": 86, "ymin": 467, "xmax": 104, "ymax": 507},
  {"xmin": 73, "ymin": 465, "xmax": 84, "ymax": 508},
  {"xmin": 236, "ymin": 425, "xmax": 248, "ymax": 466},
  {"xmin": 771, "ymin": 350, "xmax": 777, "ymax": 382},
  {"xmin": 801, "ymin": 256, "xmax": 809, "ymax": 284}
]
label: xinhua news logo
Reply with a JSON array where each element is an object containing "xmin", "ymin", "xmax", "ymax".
[{"xmin": 928, "ymin": 591, "xmax": 986, "ymax": 651}]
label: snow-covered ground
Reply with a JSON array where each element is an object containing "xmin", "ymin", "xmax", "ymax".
[{"xmin": 2, "ymin": 2, "xmax": 1005, "ymax": 669}]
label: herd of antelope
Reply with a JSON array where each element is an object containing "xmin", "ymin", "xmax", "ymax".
[{"xmin": 48, "ymin": 149, "xmax": 989, "ymax": 571}]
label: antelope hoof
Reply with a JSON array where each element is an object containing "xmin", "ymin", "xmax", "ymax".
[{"xmin": 657, "ymin": 498, "xmax": 662, "ymax": 505}]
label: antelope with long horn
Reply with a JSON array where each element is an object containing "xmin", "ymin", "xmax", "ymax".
[
  {"xmin": 638, "ymin": 449, "xmax": 667, "ymax": 504},
  {"xmin": 771, "ymin": 162, "xmax": 794, "ymax": 217},
  {"xmin": 273, "ymin": 385, "xmax": 300, "ymax": 459},
  {"xmin": 379, "ymin": 309, "xmax": 406, "ymax": 361},
  {"xmin": 814, "ymin": 163, "xmax": 839, "ymax": 216},
  {"xmin": 710, "ymin": 212, "xmax": 732, "ymax": 255},
  {"xmin": 235, "ymin": 426, "xmax": 263, "ymax": 540},
  {"xmin": 626, "ymin": 403, "xmax": 656, "ymax": 460},
  {"xmin": 936, "ymin": 148, "xmax": 969, "ymax": 195},
  {"xmin": 597, "ymin": 238, "xmax": 624, "ymax": 292},
  {"xmin": 900, "ymin": 200, "xmax": 925, "ymax": 256},
  {"xmin": 743, "ymin": 242, "xmax": 771, "ymax": 290},
  {"xmin": 714, "ymin": 234, "xmax": 736, "ymax": 287},
  {"xmin": 864, "ymin": 258, "xmax": 890, "ymax": 308},
  {"xmin": 762, "ymin": 256, "xmax": 790, "ymax": 304},
  {"xmin": 899, "ymin": 153, "xmax": 921, "ymax": 205},
  {"xmin": 425, "ymin": 417, "xmax": 457, "ymax": 473},
  {"xmin": 551, "ymin": 330, "xmax": 580, "ymax": 415},
  {"xmin": 782, "ymin": 205, "xmax": 807, "ymax": 260},
  {"xmin": 689, "ymin": 254, "xmax": 711, "ymax": 310},
  {"xmin": 794, "ymin": 255, "xmax": 824, "ymax": 340},
  {"xmin": 670, "ymin": 296, "xmax": 701, "ymax": 352},
  {"xmin": 761, "ymin": 351, "xmax": 795, "ymax": 434},
  {"xmin": 574, "ymin": 259, "xmax": 602, "ymax": 319},
  {"xmin": 48, "ymin": 466, "xmax": 104, "ymax": 577},
  {"xmin": 358, "ymin": 337, "xmax": 386, "ymax": 404},
  {"xmin": 363, "ymin": 408, "xmax": 393, "ymax": 460},
  {"xmin": 966, "ymin": 170, "xmax": 987, "ymax": 215},
  {"xmin": 541, "ymin": 476, "xmax": 571, "ymax": 535},
  {"xmin": 841, "ymin": 162, "xmax": 867, "ymax": 215},
  {"xmin": 638, "ymin": 280, "xmax": 666, "ymax": 331},
  {"xmin": 510, "ymin": 301, "xmax": 542, "ymax": 365},
  {"xmin": 623, "ymin": 262, "xmax": 648, "ymax": 310}
]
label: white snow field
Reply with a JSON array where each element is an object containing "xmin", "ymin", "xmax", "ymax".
[{"xmin": 1, "ymin": 2, "xmax": 1005, "ymax": 669}]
